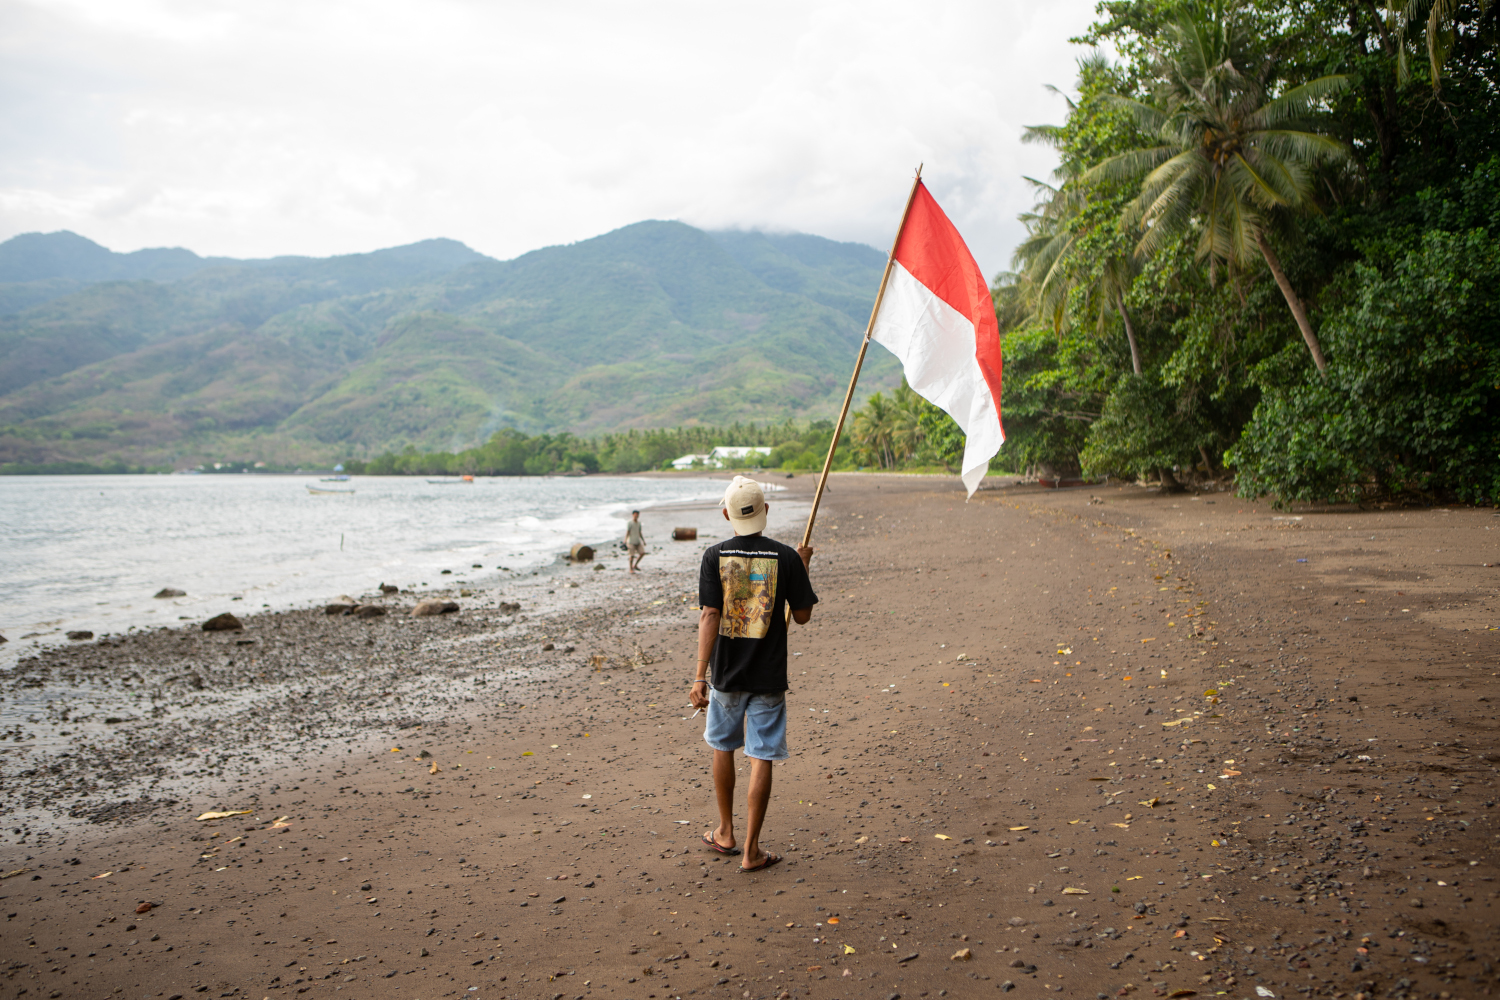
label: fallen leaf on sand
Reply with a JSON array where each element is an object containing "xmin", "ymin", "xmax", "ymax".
[
  {"xmin": 1068, "ymin": 819, "xmax": 1081, "ymax": 825},
  {"xmin": 1161, "ymin": 717, "xmax": 1193, "ymax": 727},
  {"xmin": 135, "ymin": 902, "xmax": 155, "ymax": 913},
  {"xmin": 390, "ymin": 747, "xmax": 402, "ymax": 753},
  {"xmin": 195, "ymin": 809, "xmax": 252, "ymax": 822},
  {"xmin": 951, "ymin": 947, "xmax": 972, "ymax": 961},
  {"xmin": 1009, "ymin": 826, "xmax": 1030, "ymax": 831},
  {"xmin": 934, "ymin": 834, "xmax": 952, "ymax": 840},
  {"xmin": 522, "ymin": 751, "xmax": 534, "ymax": 756},
  {"xmin": 1062, "ymin": 887, "xmax": 1089, "ymax": 895},
  {"xmin": 429, "ymin": 761, "xmax": 441, "ymax": 774},
  {"xmin": 843, "ymin": 944, "xmax": 856, "ymax": 955},
  {"xmin": 1126, "ymin": 876, "xmax": 1143, "ymax": 881},
  {"xmin": 1139, "ymin": 797, "xmax": 1160, "ymax": 808},
  {"xmin": 1110, "ymin": 823, "xmax": 1131, "ymax": 829},
  {"xmin": 898, "ymin": 836, "xmax": 912, "ymax": 843},
  {"xmin": 1, "ymin": 869, "xmax": 33, "ymax": 880},
  {"xmin": 1219, "ymin": 770, "xmax": 1241, "ymax": 777},
  {"xmin": 91, "ymin": 871, "xmax": 113, "ymax": 879},
  {"xmin": 807, "ymin": 965, "xmax": 822, "ymax": 972}
]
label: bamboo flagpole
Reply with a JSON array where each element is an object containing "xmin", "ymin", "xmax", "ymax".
[{"xmin": 798, "ymin": 165, "xmax": 925, "ymax": 552}]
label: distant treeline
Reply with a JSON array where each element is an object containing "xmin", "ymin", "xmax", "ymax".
[
  {"xmin": 344, "ymin": 385, "xmax": 986, "ymax": 477},
  {"xmin": 0, "ymin": 459, "xmax": 167, "ymax": 475},
  {"xmin": 345, "ymin": 422, "xmax": 842, "ymax": 476}
]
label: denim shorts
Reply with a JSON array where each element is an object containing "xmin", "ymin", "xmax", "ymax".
[{"xmin": 704, "ymin": 687, "xmax": 788, "ymax": 761}]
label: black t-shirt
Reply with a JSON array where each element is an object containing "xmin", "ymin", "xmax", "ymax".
[{"xmin": 698, "ymin": 533, "xmax": 818, "ymax": 693}]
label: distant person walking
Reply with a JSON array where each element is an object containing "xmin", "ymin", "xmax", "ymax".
[
  {"xmin": 625, "ymin": 510, "xmax": 647, "ymax": 573},
  {"xmin": 689, "ymin": 476, "xmax": 817, "ymax": 873}
]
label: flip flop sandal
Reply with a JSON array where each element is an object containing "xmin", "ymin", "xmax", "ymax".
[
  {"xmin": 702, "ymin": 832, "xmax": 742, "ymax": 856},
  {"xmin": 739, "ymin": 851, "xmax": 782, "ymax": 873}
]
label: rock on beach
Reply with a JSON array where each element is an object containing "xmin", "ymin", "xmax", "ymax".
[
  {"xmin": 200, "ymin": 612, "xmax": 243, "ymax": 632},
  {"xmin": 411, "ymin": 599, "xmax": 459, "ymax": 617}
]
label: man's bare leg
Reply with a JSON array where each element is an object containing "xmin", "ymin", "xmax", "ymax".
[
  {"xmin": 710, "ymin": 749, "xmax": 737, "ymax": 850},
  {"xmin": 741, "ymin": 757, "xmax": 774, "ymax": 869}
]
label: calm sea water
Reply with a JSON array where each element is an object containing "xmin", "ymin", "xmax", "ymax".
[{"xmin": 0, "ymin": 474, "xmax": 719, "ymax": 655}]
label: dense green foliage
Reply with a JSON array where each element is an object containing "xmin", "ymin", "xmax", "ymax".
[
  {"xmin": 346, "ymin": 420, "xmax": 848, "ymax": 477},
  {"xmin": 984, "ymin": 0, "xmax": 1498, "ymax": 503},
  {"xmin": 0, "ymin": 226, "xmax": 899, "ymax": 470}
]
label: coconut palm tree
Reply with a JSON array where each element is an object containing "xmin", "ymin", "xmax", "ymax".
[
  {"xmin": 1013, "ymin": 178, "xmax": 1145, "ymax": 375},
  {"xmin": 1014, "ymin": 79, "xmax": 1147, "ymax": 376},
  {"xmin": 1083, "ymin": 8, "xmax": 1351, "ymax": 374}
]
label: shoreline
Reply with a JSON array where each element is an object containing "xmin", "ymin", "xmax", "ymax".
[{"xmin": 1, "ymin": 474, "xmax": 1494, "ymax": 1000}]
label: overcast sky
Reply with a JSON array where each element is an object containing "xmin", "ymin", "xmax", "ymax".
[{"xmin": 1, "ymin": 0, "xmax": 1100, "ymax": 278}]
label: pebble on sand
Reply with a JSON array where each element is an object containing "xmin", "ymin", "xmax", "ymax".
[{"xmin": 201, "ymin": 613, "xmax": 243, "ymax": 632}]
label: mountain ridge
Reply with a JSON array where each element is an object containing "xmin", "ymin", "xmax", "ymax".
[{"xmin": 0, "ymin": 223, "xmax": 898, "ymax": 469}]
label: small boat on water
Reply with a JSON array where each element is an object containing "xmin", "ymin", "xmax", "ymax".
[
  {"xmin": 307, "ymin": 485, "xmax": 355, "ymax": 495},
  {"xmin": 426, "ymin": 475, "xmax": 476, "ymax": 484},
  {"xmin": 320, "ymin": 474, "xmax": 350, "ymax": 482}
]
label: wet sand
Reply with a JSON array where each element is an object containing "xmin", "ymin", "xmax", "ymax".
[{"xmin": 1, "ymin": 474, "xmax": 1496, "ymax": 1000}]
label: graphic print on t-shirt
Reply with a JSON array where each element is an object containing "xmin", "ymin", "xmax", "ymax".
[{"xmin": 718, "ymin": 555, "xmax": 778, "ymax": 639}]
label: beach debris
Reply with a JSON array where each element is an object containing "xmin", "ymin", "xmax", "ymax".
[
  {"xmin": 201, "ymin": 613, "xmax": 243, "ymax": 632},
  {"xmin": 590, "ymin": 654, "xmax": 609, "ymax": 670},
  {"xmin": 898, "ymin": 836, "xmax": 912, "ymax": 843},
  {"xmin": 854, "ymin": 835, "xmax": 868, "ymax": 844},
  {"xmin": 1161, "ymin": 717, "xmax": 1193, "ymax": 727},
  {"xmin": 1008, "ymin": 826, "xmax": 1030, "ymax": 831},
  {"xmin": 1, "ymin": 869, "xmax": 33, "ymax": 879},
  {"xmin": 1256, "ymin": 989, "xmax": 1276, "ymax": 998},
  {"xmin": 195, "ymin": 809, "xmax": 251, "ymax": 822},
  {"xmin": 135, "ymin": 901, "xmax": 155, "ymax": 913},
  {"xmin": 270, "ymin": 817, "xmax": 292, "ymax": 828},
  {"xmin": 570, "ymin": 543, "xmax": 595, "ymax": 562},
  {"xmin": 67, "ymin": 630, "xmax": 94, "ymax": 640},
  {"xmin": 844, "ymin": 944, "xmax": 858, "ymax": 955},
  {"xmin": 429, "ymin": 761, "xmax": 441, "ymax": 774},
  {"xmin": 1062, "ymin": 887, "xmax": 1090, "ymax": 895},
  {"xmin": 934, "ymin": 834, "xmax": 952, "ymax": 840},
  {"xmin": 154, "ymin": 587, "xmax": 186, "ymax": 598},
  {"xmin": 92, "ymin": 871, "xmax": 114, "ymax": 879},
  {"xmin": 672, "ymin": 527, "xmax": 698, "ymax": 540},
  {"xmin": 951, "ymin": 947, "xmax": 972, "ymax": 961},
  {"xmin": 412, "ymin": 600, "xmax": 459, "ymax": 617}
]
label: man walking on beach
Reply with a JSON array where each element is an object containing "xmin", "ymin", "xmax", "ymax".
[
  {"xmin": 625, "ymin": 510, "xmax": 646, "ymax": 573},
  {"xmin": 689, "ymin": 476, "xmax": 816, "ymax": 872}
]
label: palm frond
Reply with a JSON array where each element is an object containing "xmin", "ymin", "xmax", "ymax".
[{"xmin": 1252, "ymin": 75, "xmax": 1352, "ymax": 127}]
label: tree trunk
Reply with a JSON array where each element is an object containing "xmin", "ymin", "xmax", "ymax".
[
  {"xmin": 1115, "ymin": 290, "xmax": 1142, "ymax": 375},
  {"xmin": 1158, "ymin": 466, "xmax": 1185, "ymax": 493},
  {"xmin": 1255, "ymin": 231, "xmax": 1329, "ymax": 375}
]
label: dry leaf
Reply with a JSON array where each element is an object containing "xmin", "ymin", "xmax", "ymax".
[
  {"xmin": 1139, "ymin": 797, "xmax": 1160, "ymax": 808},
  {"xmin": 843, "ymin": 944, "xmax": 856, "ymax": 955},
  {"xmin": 1161, "ymin": 717, "xmax": 1193, "ymax": 727},
  {"xmin": 1008, "ymin": 826, "xmax": 1030, "ymax": 831},
  {"xmin": 194, "ymin": 809, "xmax": 252, "ymax": 822},
  {"xmin": 951, "ymin": 947, "xmax": 972, "ymax": 961},
  {"xmin": 934, "ymin": 834, "xmax": 952, "ymax": 840},
  {"xmin": 429, "ymin": 761, "xmax": 441, "ymax": 774},
  {"xmin": 1110, "ymin": 822, "xmax": 1131, "ymax": 829},
  {"xmin": 1062, "ymin": 887, "xmax": 1089, "ymax": 895}
]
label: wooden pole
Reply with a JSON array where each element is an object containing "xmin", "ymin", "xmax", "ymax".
[{"xmin": 799, "ymin": 165, "xmax": 924, "ymax": 551}]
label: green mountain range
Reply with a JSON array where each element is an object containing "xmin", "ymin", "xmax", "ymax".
[{"xmin": 0, "ymin": 224, "xmax": 898, "ymax": 469}]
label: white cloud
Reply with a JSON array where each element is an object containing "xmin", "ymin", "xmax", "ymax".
[{"xmin": 0, "ymin": 0, "xmax": 1096, "ymax": 277}]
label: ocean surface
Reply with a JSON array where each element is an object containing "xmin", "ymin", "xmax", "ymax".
[{"xmin": 0, "ymin": 474, "xmax": 721, "ymax": 657}]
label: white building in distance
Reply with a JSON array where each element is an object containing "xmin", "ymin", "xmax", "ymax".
[{"xmin": 670, "ymin": 446, "xmax": 773, "ymax": 470}]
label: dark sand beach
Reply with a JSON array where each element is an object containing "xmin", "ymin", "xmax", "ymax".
[{"xmin": 2, "ymin": 474, "xmax": 1497, "ymax": 1000}]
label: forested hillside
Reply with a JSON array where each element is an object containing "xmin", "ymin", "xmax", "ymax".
[
  {"xmin": 0, "ymin": 225, "xmax": 897, "ymax": 470},
  {"xmin": 981, "ymin": 0, "xmax": 1499, "ymax": 504}
]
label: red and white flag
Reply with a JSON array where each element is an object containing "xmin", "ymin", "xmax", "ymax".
[{"xmin": 871, "ymin": 181, "xmax": 1004, "ymax": 497}]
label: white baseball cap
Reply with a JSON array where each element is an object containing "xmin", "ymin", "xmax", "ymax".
[{"xmin": 719, "ymin": 475, "xmax": 767, "ymax": 535}]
